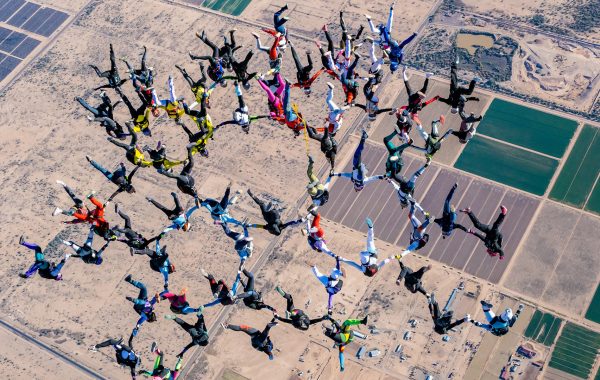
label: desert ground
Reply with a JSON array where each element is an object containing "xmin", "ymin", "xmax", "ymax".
[
  {"xmin": 409, "ymin": 18, "xmax": 600, "ymax": 113},
  {"xmin": 458, "ymin": 0, "xmax": 600, "ymax": 43},
  {"xmin": 1, "ymin": 0, "xmax": 599, "ymax": 379}
]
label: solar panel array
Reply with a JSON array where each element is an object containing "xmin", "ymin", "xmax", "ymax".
[{"xmin": 0, "ymin": 0, "xmax": 69, "ymax": 81}]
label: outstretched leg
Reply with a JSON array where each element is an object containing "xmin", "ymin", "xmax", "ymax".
[
  {"xmin": 76, "ymin": 97, "xmax": 100, "ymax": 117},
  {"xmin": 59, "ymin": 182, "xmax": 84, "ymax": 208},
  {"xmin": 219, "ymin": 185, "xmax": 231, "ymax": 210},
  {"xmin": 257, "ymin": 78, "xmax": 278, "ymax": 104},
  {"xmin": 326, "ymin": 85, "xmax": 339, "ymax": 112},
  {"xmin": 257, "ymin": 320, "xmax": 276, "ymax": 342},
  {"xmin": 466, "ymin": 211, "xmax": 491, "ymax": 234},
  {"xmin": 180, "ymin": 146, "xmax": 195, "ymax": 177},
  {"xmin": 449, "ymin": 61, "xmax": 458, "ymax": 92},
  {"xmin": 443, "ymin": 184, "xmax": 457, "ymax": 216},
  {"xmin": 290, "ymin": 44, "xmax": 303, "ymax": 74},
  {"xmin": 247, "ymin": 190, "xmax": 270, "ymax": 214},
  {"xmin": 365, "ymin": 218, "xmax": 376, "ymax": 253},
  {"xmin": 273, "ymin": 5, "xmax": 289, "ymax": 34},
  {"xmin": 227, "ymin": 324, "xmax": 259, "ymax": 337},
  {"xmin": 352, "ymin": 130, "xmax": 367, "ymax": 174},
  {"xmin": 88, "ymin": 158, "xmax": 114, "ymax": 180},
  {"xmin": 148, "ymin": 198, "xmax": 175, "ymax": 218},
  {"xmin": 491, "ymin": 211, "xmax": 506, "ymax": 231}
]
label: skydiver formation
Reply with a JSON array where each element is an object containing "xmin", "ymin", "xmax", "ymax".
[{"xmin": 18, "ymin": 3, "xmax": 524, "ymax": 377}]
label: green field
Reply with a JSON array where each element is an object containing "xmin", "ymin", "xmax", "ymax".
[
  {"xmin": 549, "ymin": 322, "xmax": 600, "ymax": 379},
  {"xmin": 586, "ymin": 285, "xmax": 600, "ymax": 324},
  {"xmin": 585, "ymin": 177, "xmax": 600, "ymax": 214},
  {"xmin": 477, "ymin": 99, "xmax": 578, "ymax": 158},
  {"xmin": 550, "ymin": 125, "xmax": 600, "ymax": 209},
  {"xmin": 201, "ymin": 0, "xmax": 252, "ymax": 16},
  {"xmin": 523, "ymin": 310, "xmax": 562, "ymax": 346},
  {"xmin": 454, "ymin": 137, "xmax": 559, "ymax": 195}
]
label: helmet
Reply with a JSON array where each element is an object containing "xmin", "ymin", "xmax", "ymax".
[
  {"xmin": 450, "ymin": 107, "xmax": 459, "ymax": 114},
  {"xmin": 500, "ymin": 308, "xmax": 513, "ymax": 321},
  {"xmin": 169, "ymin": 264, "xmax": 176, "ymax": 273},
  {"xmin": 330, "ymin": 268, "xmax": 342, "ymax": 280},
  {"xmin": 354, "ymin": 184, "xmax": 364, "ymax": 192},
  {"xmin": 182, "ymin": 222, "xmax": 191, "ymax": 231},
  {"xmin": 148, "ymin": 312, "xmax": 157, "ymax": 322},
  {"xmin": 365, "ymin": 264, "xmax": 379, "ymax": 277},
  {"xmin": 55, "ymin": 273, "xmax": 63, "ymax": 281},
  {"xmin": 303, "ymin": 87, "xmax": 312, "ymax": 95},
  {"xmin": 95, "ymin": 257, "xmax": 104, "ymax": 265}
]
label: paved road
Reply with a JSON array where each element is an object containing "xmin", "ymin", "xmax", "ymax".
[{"xmin": 0, "ymin": 317, "xmax": 106, "ymax": 380}]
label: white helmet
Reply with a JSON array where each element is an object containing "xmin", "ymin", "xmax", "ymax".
[
  {"xmin": 500, "ymin": 308, "xmax": 513, "ymax": 321},
  {"xmin": 329, "ymin": 268, "xmax": 343, "ymax": 280}
]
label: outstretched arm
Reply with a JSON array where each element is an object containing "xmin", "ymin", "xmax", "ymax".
[
  {"xmin": 413, "ymin": 118, "xmax": 429, "ymax": 141},
  {"xmin": 423, "ymin": 96, "xmax": 439, "ymax": 107},
  {"xmin": 159, "ymin": 169, "xmax": 179, "ymax": 179},
  {"xmin": 311, "ymin": 266, "xmax": 329, "ymax": 286},
  {"xmin": 309, "ymin": 315, "xmax": 329, "ymax": 324},
  {"xmin": 127, "ymin": 165, "xmax": 140, "ymax": 182},
  {"xmin": 439, "ymin": 129, "xmax": 453, "ymax": 143},
  {"xmin": 387, "ymin": 178, "xmax": 401, "ymax": 191}
]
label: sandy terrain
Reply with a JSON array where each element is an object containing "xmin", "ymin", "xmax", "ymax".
[
  {"xmin": 188, "ymin": 221, "xmax": 486, "ymax": 380},
  {"xmin": 1, "ymin": 0, "xmax": 599, "ymax": 379},
  {"xmin": 408, "ymin": 21, "xmax": 600, "ymax": 113},
  {"xmin": 0, "ymin": 327, "xmax": 83, "ymax": 380},
  {"xmin": 0, "ymin": 0, "xmax": 447, "ymax": 378},
  {"xmin": 510, "ymin": 34, "xmax": 600, "ymax": 112},
  {"xmin": 29, "ymin": 0, "xmax": 89, "ymax": 12},
  {"xmin": 0, "ymin": 0, "xmax": 348, "ymax": 377},
  {"xmin": 458, "ymin": 0, "xmax": 600, "ymax": 42},
  {"xmin": 464, "ymin": 292, "xmax": 535, "ymax": 380},
  {"xmin": 503, "ymin": 202, "xmax": 600, "ymax": 317},
  {"xmin": 241, "ymin": 0, "xmax": 436, "ymax": 37}
]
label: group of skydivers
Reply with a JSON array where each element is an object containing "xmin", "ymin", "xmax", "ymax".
[{"xmin": 18, "ymin": 3, "xmax": 525, "ymax": 378}]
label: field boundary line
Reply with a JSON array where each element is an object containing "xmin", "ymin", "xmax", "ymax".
[
  {"xmin": 583, "ymin": 172, "xmax": 600, "ymax": 211},
  {"xmin": 554, "ymin": 126, "xmax": 598, "ymax": 204},
  {"xmin": 539, "ymin": 321, "xmax": 565, "ymax": 379},
  {"xmin": 545, "ymin": 122, "xmax": 585, "ymax": 199},
  {"xmin": 476, "ymin": 134, "xmax": 561, "ymax": 160}
]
